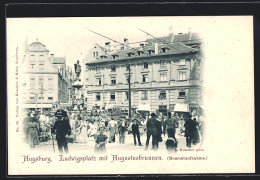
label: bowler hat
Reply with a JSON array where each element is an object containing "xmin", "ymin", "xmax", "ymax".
[
  {"xmin": 55, "ymin": 109, "xmax": 67, "ymax": 117},
  {"xmin": 151, "ymin": 113, "xmax": 157, "ymax": 117}
]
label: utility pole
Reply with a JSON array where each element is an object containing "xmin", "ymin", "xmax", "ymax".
[
  {"xmin": 128, "ymin": 64, "xmax": 131, "ymax": 119},
  {"xmin": 39, "ymin": 86, "xmax": 45, "ymax": 115},
  {"xmin": 35, "ymin": 92, "xmax": 38, "ymax": 112}
]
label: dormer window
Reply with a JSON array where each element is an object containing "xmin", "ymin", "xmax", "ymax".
[
  {"xmin": 112, "ymin": 54, "xmax": 119, "ymax": 59},
  {"xmin": 100, "ymin": 55, "xmax": 107, "ymax": 60},
  {"xmin": 161, "ymin": 46, "xmax": 169, "ymax": 53},
  {"xmin": 138, "ymin": 48, "xmax": 144, "ymax": 56},
  {"xmin": 147, "ymin": 48, "xmax": 154, "ymax": 55},
  {"xmin": 127, "ymin": 51, "xmax": 134, "ymax": 57}
]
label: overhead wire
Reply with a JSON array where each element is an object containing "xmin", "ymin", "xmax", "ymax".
[{"xmin": 87, "ymin": 28, "xmax": 200, "ymax": 75}]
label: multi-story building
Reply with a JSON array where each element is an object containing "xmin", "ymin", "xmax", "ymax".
[
  {"xmin": 84, "ymin": 30, "xmax": 203, "ymax": 116},
  {"xmin": 21, "ymin": 39, "xmax": 73, "ymax": 111}
]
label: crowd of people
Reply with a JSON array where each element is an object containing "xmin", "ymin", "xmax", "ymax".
[{"xmin": 22, "ymin": 107, "xmax": 205, "ymax": 154}]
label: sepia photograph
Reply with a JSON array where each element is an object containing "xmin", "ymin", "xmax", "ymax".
[{"xmin": 7, "ymin": 16, "xmax": 254, "ymax": 175}]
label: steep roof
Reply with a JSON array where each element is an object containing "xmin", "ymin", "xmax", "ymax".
[
  {"xmin": 146, "ymin": 32, "xmax": 201, "ymax": 45},
  {"xmin": 96, "ymin": 44, "xmax": 106, "ymax": 52},
  {"xmin": 28, "ymin": 41, "xmax": 49, "ymax": 52},
  {"xmin": 86, "ymin": 42, "xmax": 198, "ymax": 65}
]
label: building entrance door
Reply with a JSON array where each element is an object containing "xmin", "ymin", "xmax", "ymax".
[{"xmin": 158, "ymin": 105, "xmax": 167, "ymax": 116}]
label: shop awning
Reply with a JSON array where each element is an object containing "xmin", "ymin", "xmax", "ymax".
[
  {"xmin": 22, "ymin": 103, "xmax": 52, "ymax": 109},
  {"xmin": 137, "ymin": 104, "xmax": 151, "ymax": 111},
  {"xmin": 174, "ymin": 103, "xmax": 190, "ymax": 112}
]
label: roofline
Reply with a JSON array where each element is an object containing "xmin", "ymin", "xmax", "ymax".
[{"xmin": 86, "ymin": 51, "xmax": 198, "ymax": 66}]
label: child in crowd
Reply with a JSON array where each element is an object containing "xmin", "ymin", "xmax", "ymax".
[{"xmin": 94, "ymin": 127, "xmax": 108, "ymax": 154}]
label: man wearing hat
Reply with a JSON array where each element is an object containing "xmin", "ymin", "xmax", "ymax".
[
  {"xmin": 51, "ymin": 109, "xmax": 71, "ymax": 154},
  {"xmin": 131, "ymin": 119, "xmax": 143, "ymax": 146},
  {"xmin": 145, "ymin": 113, "xmax": 160, "ymax": 150}
]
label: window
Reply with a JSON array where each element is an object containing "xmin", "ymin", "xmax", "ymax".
[
  {"xmin": 179, "ymin": 72, "xmax": 186, "ymax": 80},
  {"xmin": 39, "ymin": 78, "xmax": 44, "ymax": 86},
  {"xmin": 162, "ymin": 48, "xmax": 168, "ymax": 53},
  {"xmin": 110, "ymin": 92, "xmax": 115, "ymax": 101},
  {"xmin": 39, "ymin": 55, "xmax": 45, "ymax": 62},
  {"xmin": 148, "ymin": 49, "xmax": 154, "ymax": 55},
  {"xmin": 96, "ymin": 52, "xmax": 98, "ymax": 57},
  {"xmin": 142, "ymin": 74, "xmax": 148, "ymax": 83},
  {"xmin": 93, "ymin": 52, "xmax": 95, "ymax": 57},
  {"xmin": 39, "ymin": 63, "xmax": 44, "ymax": 69},
  {"xmin": 127, "ymin": 52, "xmax": 134, "ymax": 57},
  {"xmin": 126, "ymin": 92, "xmax": 129, "ymax": 100},
  {"xmin": 111, "ymin": 77, "xmax": 116, "ymax": 85},
  {"xmin": 160, "ymin": 60, "xmax": 166, "ymax": 67},
  {"xmin": 141, "ymin": 91, "xmax": 148, "ymax": 100},
  {"xmin": 47, "ymin": 92, "xmax": 53, "ymax": 101},
  {"xmin": 138, "ymin": 51, "xmax": 144, "ymax": 56},
  {"xmin": 159, "ymin": 91, "xmax": 166, "ymax": 100},
  {"xmin": 30, "ymin": 64, "xmax": 35, "ymax": 69},
  {"xmin": 180, "ymin": 59, "xmax": 186, "ymax": 66},
  {"xmin": 112, "ymin": 55, "xmax": 118, "ymax": 59},
  {"xmin": 96, "ymin": 77, "xmax": 102, "ymax": 85},
  {"xmin": 30, "ymin": 78, "xmax": 35, "ymax": 85},
  {"xmin": 96, "ymin": 67, "xmax": 100, "ymax": 73},
  {"xmin": 30, "ymin": 92, "xmax": 35, "ymax": 100},
  {"xmin": 143, "ymin": 62, "xmax": 148, "ymax": 69},
  {"xmin": 48, "ymin": 78, "xmax": 53, "ymax": 85},
  {"xmin": 179, "ymin": 91, "xmax": 186, "ymax": 98},
  {"xmin": 111, "ymin": 65, "xmax": 116, "ymax": 72},
  {"xmin": 96, "ymin": 93, "xmax": 101, "ymax": 101},
  {"xmin": 39, "ymin": 94, "xmax": 44, "ymax": 100},
  {"xmin": 160, "ymin": 73, "xmax": 167, "ymax": 81}
]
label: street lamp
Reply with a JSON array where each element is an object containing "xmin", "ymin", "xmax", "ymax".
[{"xmin": 127, "ymin": 63, "xmax": 132, "ymax": 119}]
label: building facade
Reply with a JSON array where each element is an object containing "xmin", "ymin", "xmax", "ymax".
[
  {"xmin": 85, "ymin": 31, "xmax": 203, "ymax": 116},
  {"xmin": 21, "ymin": 39, "xmax": 73, "ymax": 111}
]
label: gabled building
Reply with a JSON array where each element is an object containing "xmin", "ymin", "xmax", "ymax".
[{"xmin": 21, "ymin": 39, "xmax": 72, "ymax": 111}]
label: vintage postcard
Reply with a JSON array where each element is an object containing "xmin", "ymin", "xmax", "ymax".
[{"xmin": 7, "ymin": 16, "xmax": 254, "ymax": 175}]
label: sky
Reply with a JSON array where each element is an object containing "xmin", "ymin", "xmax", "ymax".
[{"xmin": 7, "ymin": 16, "xmax": 210, "ymax": 68}]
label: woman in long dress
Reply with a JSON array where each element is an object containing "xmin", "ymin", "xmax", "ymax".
[
  {"xmin": 77, "ymin": 120, "xmax": 88, "ymax": 143},
  {"xmin": 27, "ymin": 117, "xmax": 40, "ymax": 148}
]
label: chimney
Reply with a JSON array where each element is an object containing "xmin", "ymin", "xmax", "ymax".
[
  {"xmin": 154, "ymin": 43, "xmax": 158, "ymax": 54},
  {"xmin": 169, "ymin": 26, "xmax": 174, "ymax": 36},
  {"xmin": 50, "ymin": 54, "xmax": 54, "ymax": 64},
  {"xmin": 124, "ymin": 38, "xmax": 129, "ymax": 50},
  {"xmin": 105, "ymin": 42, "xmax": 110, "ymax": 51}
]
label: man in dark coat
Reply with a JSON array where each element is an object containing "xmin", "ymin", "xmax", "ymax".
[
  {"xmin": 118, "ymin": 119, "xmax": 127, "ymax": 144},
  {"xmin": 165, "ymin": 112, "xmax": 179, "ymax": 145},
  {"xmin": 131, "ymin": 119, "xmax": 143, "ymax": 146},
  {"xmin": 145, "ymin": 113, "xmax": 160, "ymax": 150},
  {"xmin": 51, "ymin": 109, "xmax": 72, "ymax": 154},
  {"xmin": 184, "ymin": 114, "xmax": 196, "ymax": 147}
]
